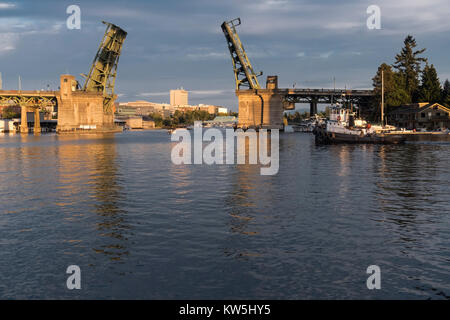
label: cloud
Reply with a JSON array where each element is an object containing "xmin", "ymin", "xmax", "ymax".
[
  {"xmin": 186, "ymin": 52, "xmax": 228, "ymax": 60},
  {"xmin": 190, "ymin": 90, "xmax": 232, "ymax": 95},
  {"xmin": 227, "ymin": 0, "xmax": 450, "ymax": 36},
  {"xmin": 252, "ymin": 0, "xmax": 291, "ymax": 12},
  {"xmin": 139, "ymin": 90, "xmax": 232, "ymax": 97},
  {"xmin": 0, "ymin": 2, "xmax": 15, "ymax": 9},
  {"xmin": 138, "ymin": 92, "xmax": 169, "ymax": 97},
  {"xmin": 324, "ymin": 22, "xmax": 361, "ymax": 31},
  {"xmin": 89, "ymin": 8, "xmax": 146, "ymax": 19},
  {"xmin": 319, "ymin": 51, "xmax": 334, "ymax": 59},
  {"xmin": 378, "ymin": 0, "xmax": 450, "ymax": 34},
  {"xmin": 0, "ymin": 33, "xmax": 18, "ymax": 54},
  {"xmin": 0, "ymin": 0, "xmax": 448, "ymax": 104}
]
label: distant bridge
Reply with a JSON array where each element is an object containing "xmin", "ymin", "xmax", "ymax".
[{"xmin": 282, "ymin": 88, "xmax": 374, "ymax": 114}]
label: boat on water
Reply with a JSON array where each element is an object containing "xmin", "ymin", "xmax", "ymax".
[
  {"xmin": 313, "ymin": 105, "xmax": 406, "ymax": 144},
  {"xmin": 169, "ymin": 122, "xmax": 203, "ymax": 134}
]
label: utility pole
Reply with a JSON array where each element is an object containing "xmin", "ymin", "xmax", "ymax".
[{"xmin": 381, "ymin": 70, "xmax": 384, "ymax": 127}]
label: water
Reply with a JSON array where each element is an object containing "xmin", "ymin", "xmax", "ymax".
[{"xmin": 0, "ymin": 131, "xmax": 449, "ymax": 299}]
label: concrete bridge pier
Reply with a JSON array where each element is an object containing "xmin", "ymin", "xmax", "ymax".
[
  {"xmin": 310, "ymin": 99, "xmax": 318, "ymax": 116},
  {"xmin": 20, "ymin": 106, "xmax": 29, "ymax": 133},
  {"xmin": 236, "ymin": 76, "xmax": 284, "ymax": 130},
  {"xmin": 34, "ymin": 108, "xmax": 41, "ymax": 134},
  {"xmin": 236, "ymin": 91, "xmax": 284, "ymax": 130},
  {"xmin": 56, "ymin": 74, "xmax": 117, "ymax": 133}
]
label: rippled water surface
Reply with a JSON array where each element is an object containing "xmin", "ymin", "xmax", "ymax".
[{"xmin": 0, "ymin": 131, "xmax": 449, "ymax": 299}]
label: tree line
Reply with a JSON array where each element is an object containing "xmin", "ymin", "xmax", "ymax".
[
  {"xmin": 372, "ymin": 35, "xmax": 450, "ymax": 119},
  {"xmin": 148, "ymin": 109, "xmax": 215, "ymax": 128}
]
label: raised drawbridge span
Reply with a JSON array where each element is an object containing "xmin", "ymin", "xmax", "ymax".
[
  {"xmin": 0, "ymin": 21, "xmax": 127, "ymax": 133},
  {"xmin": 221, "ymin": 18, "xmax": 374, "ymax": 129}
]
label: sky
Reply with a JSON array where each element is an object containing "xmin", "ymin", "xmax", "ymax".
[{"xmin": 0, "ymin": 0, "xmax": 449, "ymax": 111}]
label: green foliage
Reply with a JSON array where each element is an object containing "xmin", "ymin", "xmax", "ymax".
[
  {"xmin": 393, "ymin": 35, "xmax": 427, "ymax": 100},
  {"xmin": 1, "ymin": 106, "xmax": 20, "ymax": 119},
  {"xmin": 419, "ymin": 64, "xmax": 442, "ymax": 103},
  {"xmin": 442, "ymin": 79, "xmax": 450, "ymax": 107},
  {"xmin": 372, "ymin": 35, "xmax": 446, "ymax": 115},
  {"xmin": 148, "ymin": 112, "xmax": 164, "ymax": 127},
  {"xmin": 148, "ymin": 110, "xmax": 214, "ymax": 128},
  {"xmin": 372, "ymin": 63, "xmax": 410, "ymax": 110},
  {"xmin": 285, "ymin": 111, "xmax": 310, "ymax": 123}
]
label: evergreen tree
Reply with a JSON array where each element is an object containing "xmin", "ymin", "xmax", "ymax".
[
  {"xmin": 419, "ymin": 64, "xmax": 441, "ymax": 103},
  {"xmin": 393, "ymin": 35, "xmax": 427, "ymax": 101},
  {"xmin": 372, "ymin": 63, "xmax": 410, "ymax": 109},
  {"xmin": 442, "ymin": 79, "xmax": 450, "ymax": 107}
]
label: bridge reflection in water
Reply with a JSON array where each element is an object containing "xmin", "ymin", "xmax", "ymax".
[
  {"xmin": 54, "ymin": 135, "xmax": 130, "ymax": 264},
  {"xmin": 0, "ymin": 131, "xmax": 449, "ymax": 299}
]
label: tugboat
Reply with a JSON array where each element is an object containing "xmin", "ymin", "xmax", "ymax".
[{"xmin": 313, "ymin": 105, "xmax": 406, "ymax": 144}]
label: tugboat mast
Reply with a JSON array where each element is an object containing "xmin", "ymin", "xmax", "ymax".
[{"xmin": 381, "ymin": 70, "xmax": 384, "ymax": 127}]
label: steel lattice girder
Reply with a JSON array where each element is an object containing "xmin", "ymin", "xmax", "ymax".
[
  {"xmin": 82, "ymin": 21, "xmax": 127, "ymax": 112},
  {"xmin": 0, "ymin": 94, "xmax": 57, "ymax": 108},
  {"xmin": 221, "ymin": 18, "xmax": 262, "ymax": 90}
]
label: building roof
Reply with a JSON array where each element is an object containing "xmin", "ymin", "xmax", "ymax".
[{"xmin": 388, "ymin": 103, "xmax": 450, "ymax": 115}]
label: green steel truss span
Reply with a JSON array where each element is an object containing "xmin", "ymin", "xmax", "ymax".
[
  {"xmin": 0, "ymin": 92, "xmax": 57, "ymax": 108},
  {"xmin": 82, "ymin": 21, "xmax": 127, "ymax": 112},
  {"xmin": 221, "ymin": 18, "xmax": 262, "ymax": 90}
]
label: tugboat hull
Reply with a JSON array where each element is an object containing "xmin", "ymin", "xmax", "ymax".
[{"xmin": 313, "ymin": 127, "xmax": 406, "ymax": 144}]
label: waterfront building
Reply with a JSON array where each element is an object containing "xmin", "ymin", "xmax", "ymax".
[
  {"xmin": 125, "ymin": 116, "xmax": 143, "ymax": 129},
  {"xmin": 170, "ymin": 88, "xmax": 188, "ymax": 106},
  {"xmin": 0, "ymin": 119, "xmax": 15, "ymax": 132},
  {"xmin": 218, "ymin": 107, "xmax": 228, "ymax": 114},
  {"xmin": 173, "ymin": 104, "xmax": 220, "ymax": 115},
  {"xmin": 387, "ymin": 103, "xmax": 450, "ymax": 130},
  {"xmin": 117, "ymin": 100, "xmax": 173, "ymax": 117},
  {"xmin": 118, "ymin": 98, "xmax": 226, "ymax": 119}
]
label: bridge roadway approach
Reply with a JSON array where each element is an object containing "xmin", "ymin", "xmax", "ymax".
[
  {"xmin": 236, "ymin": 76, "xmax": 374, "ymax": 129},
  {"xmin": 0, "ymin": 90, "xmax": 57, "ymax": 133},
  {"xmin": 0, "ymin": 75, "xmax": 115, "ymax": 134}
]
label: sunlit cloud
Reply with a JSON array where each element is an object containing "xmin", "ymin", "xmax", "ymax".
[
  {"xmin": 0, "ymin": 33, "xmax": 18, "ymax": 54},
  {"xmin": 0, "ymin": 2, "xmax": 15, "ymax": 9},
  {"xmin": 0, "ymin": 0, "xmax": 448, "ymax": 109},
  {"xmin": 186, "ymin": 52, "xmax": 228, "ymax": 60},
  {"xmin": 319, "ymin": 51, "xmax": 334, "ymax": 59},
  {"xmin": 190, "ymin": 90, "xmax": 232, "ymax": 95},
  {"xmin": 139, "ymin": 92, "xmax": 169, "ymax": 97}
]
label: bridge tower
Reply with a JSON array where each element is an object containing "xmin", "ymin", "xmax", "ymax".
[
  {"xmin": 57, "ymin": 22, "xmax": 127, "ymax": 133},
  {"xmin": 222, "ymin": 18, "xmax": 284, "ymax": 129}
]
